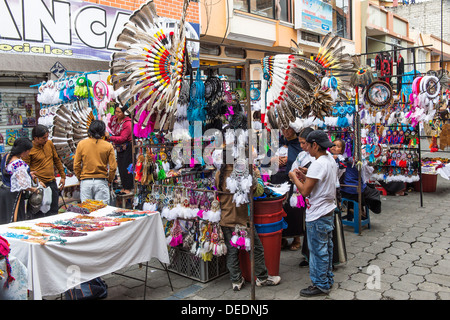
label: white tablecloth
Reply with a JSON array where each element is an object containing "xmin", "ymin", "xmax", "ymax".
[{"xmin": 0, "ymin": 206, "xmax": 169, "ymax": 300}]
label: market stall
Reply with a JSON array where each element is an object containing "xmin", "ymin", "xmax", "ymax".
[{"xmin": 0, "ymin": 203, "xmax": 169, "ymax": 300}]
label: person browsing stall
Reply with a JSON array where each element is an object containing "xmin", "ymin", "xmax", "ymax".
[
  {"xmin": 288, "ymin": 130, "xmax": 337, "ymax": 297},
  {"xmin": 0, "ymin": 138, "xmax": 38, "ymax": 223},
  {"xmin": 74, "ymin": 120, "xmax": 117, "ymax": 205},
  {"xmin": 105, "ymin": 103, "xmax": 133, "ymax": 194},
  {"xmin": 22, "ymin": 125, "xmax": 66, "ymax": 217}
]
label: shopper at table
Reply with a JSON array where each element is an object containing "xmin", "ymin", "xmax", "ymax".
[
  {"xmin": 22, "ymin": 124, "xmax": 66, "ymax": 218},
  {"xmin": 105, "ymin": 102, "xmax": 133, "ymax": 194},
  {"xmin": 215, "ymin": 151, "xmax": 281, "ymax": 291},
  {"xmin": 0, "ymin": 138, "xmax": 38, "ymax": 224},
  {"xmin": 74, "ymin": 120, "xmax": 117, "ymax": 205},
  {"xmin": 289, "ymin": 130, "xmax": 337, "ymax": 297}
]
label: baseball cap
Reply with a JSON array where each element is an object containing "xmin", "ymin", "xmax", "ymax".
[{"xmin": 306, "ymin": 130, "xmax": 335, "ymax": 149}]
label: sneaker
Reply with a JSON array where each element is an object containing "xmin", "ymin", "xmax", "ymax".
[
  {"xmin": 300, "ymin": 285, "xmax": 329, "ymax": 297},
  {"xmin": 232, "ymin": 277, "xmax": 245, "ymax": 291},
  {"xmin": 256, "ymin": 275, "xmax": 281, "ymax": 287}
]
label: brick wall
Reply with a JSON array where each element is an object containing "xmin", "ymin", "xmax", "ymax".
[
  {"xmin": 83, "ymin": 0, "xmax": 199, "ymax": 23},
  {"xmin": 388, "ymin": 0, "xmax": 449, "ymax": 42}
]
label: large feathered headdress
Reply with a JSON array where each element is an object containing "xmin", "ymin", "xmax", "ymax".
[
  {"xmin": 109, "ymin": 0, "xmax": 191, "ymax": 131},
  {"xmin": 261, "ymin": 33, "xmax": 355, "ymax": 129}
]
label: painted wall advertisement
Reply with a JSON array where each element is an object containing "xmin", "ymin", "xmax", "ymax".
[
  {"xmin": 294, "ymin": 0, "xmax": 333, "ymax": 35},
  {"xmin": 0, "ymin": 0, "xmax": 200, "ymax": 67}
]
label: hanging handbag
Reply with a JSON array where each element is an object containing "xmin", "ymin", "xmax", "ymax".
[{"xmin": 28, "ymin": 179, "xmax": 44, "ymax": 215}]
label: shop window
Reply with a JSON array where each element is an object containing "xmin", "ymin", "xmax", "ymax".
[
  {"xmin": 225, "ymin": 47, "xmax": 247, "ymax": 59},
  {"xmin": 332, "ymin": 0, "xmax": 352, "ymax": 40},
  {"xmin": 234, "ymin": 0, "xmax": 292, "ymax": 22},
  {"xmin": 200, "ymin": 43, "xmax": 221, "ymax": 56},
  {"xmin": 277, "ymin": 0, "xmax": 292, "ymax": 23},
  {"xmin": 301, "ymin": 31, "xmax": 321, "ymax": 43}
]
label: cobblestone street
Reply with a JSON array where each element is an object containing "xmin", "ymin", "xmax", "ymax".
[{"xmin": 66, "ymin": 176, "xmax": 450, "ymax": 301}]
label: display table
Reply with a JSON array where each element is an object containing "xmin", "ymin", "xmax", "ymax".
[{"xmin": 0, "ymin": 206, "xmax": 169, "ymax": 300}]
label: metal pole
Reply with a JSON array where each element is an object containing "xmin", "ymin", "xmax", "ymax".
[
  {"xmin": 355, "ymin": 88, "xmax": 362, "ymax": 235},
  {"xmin": 411, "ymin": 48, "xmax": 423, "ymax": 208},
  {"xmin": 245, "ymin": 59, "xmax": 256, "ymax": 301}
]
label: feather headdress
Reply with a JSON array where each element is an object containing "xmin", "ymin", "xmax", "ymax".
[
  {"xmin": 109, "ymin": 0, "xmax": 191, "ymax": 133},
  {"xmin": 261, "ymin": 33, "xmax": 356, "ymax": 128}
]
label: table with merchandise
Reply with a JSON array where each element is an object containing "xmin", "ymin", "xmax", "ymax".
[{"xmin": 0, "ymin": 200, "xmax": 169, "ymax": 300}]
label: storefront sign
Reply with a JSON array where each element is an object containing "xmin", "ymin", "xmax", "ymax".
[
  {"xmin": 294, "ymin": 0, "xmax": 333, "ymax": 35},
  {"xmin": 0, "ymin": 0, "xmax": 200, "ymax": 66}
]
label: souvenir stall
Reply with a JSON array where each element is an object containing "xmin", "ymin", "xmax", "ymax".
[
  {"xmin": 106, "ymin": 0, "xmax": 268, "ymax": 299},
  {"xmin": 0, "ymin": 89, "xmax": 37, "ymax": 154},
  {"xmin": 32, "ymin": 70, "xmax": 115, "ymax": 201},
  {"xmin": 356, "ymin": 44, "xmax": 446, "ymax": 208},
  {"xmin": 0, "ymin": 201, "xmax": 169, "ymax": 299}
]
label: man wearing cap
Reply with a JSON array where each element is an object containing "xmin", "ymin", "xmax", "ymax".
[{"xmin": 288, "ymin": 130, "xmax": 337, "ymax": 297}]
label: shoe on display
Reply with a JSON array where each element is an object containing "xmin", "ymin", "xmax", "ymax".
[{"xmin": 256, "ymin": 275, "xmax": 281, "ymax": 287}]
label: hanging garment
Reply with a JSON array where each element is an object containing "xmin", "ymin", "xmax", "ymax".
[{"xmin": 397, "ymin": 54, "xmax": 405, "ymax": 93}]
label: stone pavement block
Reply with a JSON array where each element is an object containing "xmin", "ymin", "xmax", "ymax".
[
  {"xmin": 407, "ymin": 265, "xmax": 431, "ymax": 276},
  {"xmin": 425, "ymin": 273, "xmax": 450, "ymax": 287},
  {"xmin": 391, "ymin": 280, "xmax": 418, "ymax": 293},
  {"xmin": 383, "ymin": 266, "xmax": 407, "ymax": 277},
  {"xmin": 410, "ymin": 290, "xmax": 437, "ymax": 300},
  {"xmin": 382, "ymin": 289, "xmax": 410, "ymax": 300},
  {"xmin": 328, "ymin": 288, "xmax": 355, "ymax": 300},
  {"xmin": 400, "ymin": 273, "xmax": 425, "ymax": 284},
  {"xmin": 355, "ymin": 289, "xmax": 382, "ymax": 300},
  {"xmin": 418, "ymin": 281, "xmax": 450, "ymax": 293}
]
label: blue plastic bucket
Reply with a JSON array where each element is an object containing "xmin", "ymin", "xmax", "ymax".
[{"xmin": 255, "ymin": 218, "xmax": 288, "ymax": 234}]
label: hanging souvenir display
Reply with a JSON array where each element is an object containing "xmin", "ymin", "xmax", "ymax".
[
  {"xmin": 109, "ymin": 0, "xmax": 191, "ymax": 134},
  {"xmin": 261, "ymin": 32, "xmax": 355, "ymax": 129}
]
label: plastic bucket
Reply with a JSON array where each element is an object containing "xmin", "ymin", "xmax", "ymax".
[
  {"xmin": 254, "ymin": 196, "xmax": 285, "ymax": 215},
  {"xmin": 413, "ymin": 174, "xmax": 438, "ymax": 192},
  {"xmin": 254, "ymin": 210, "xmax": 286, "ymax": 225},
  {"xmin": 255, "ymin": 218, "xmax": 288, "ymax": 234},
  {"xmin": 239, "ymin": 230, "xmax": 283, "ymax": 282}
]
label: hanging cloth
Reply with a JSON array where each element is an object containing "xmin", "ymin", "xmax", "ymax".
[{"xmin": 397, "ymin": 54, "xmax": 405, "ymax": 93}]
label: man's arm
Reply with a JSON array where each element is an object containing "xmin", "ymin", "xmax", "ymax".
[
  {"xmin": 107, "ymin": 145, "xmax": 118, "ymax": 183},
  {"xmin": 49, "ymin": 140, "xmax": 66, "ymax": 189},
  {"xmin": 289, "ymin": 170, "xmax": 317, "ymax": 197},
  {"xmin": 73, "ymin": 145, "xmax": 82, "ymax": 181}
]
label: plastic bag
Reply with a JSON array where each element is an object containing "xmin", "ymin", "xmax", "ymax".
[{"xmin": 40, "ymin": 187, "xmax": 52, "ymax": 213}]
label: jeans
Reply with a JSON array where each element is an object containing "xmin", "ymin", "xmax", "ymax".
[
  {"xmin": 306, "ymin": 214, "xmax": 334, "ymax": 292},
  {"xmin": 80, "ymin": 179, "xmax": 110, "ymax": 205},
  {"xmin": 221, "ymin": 226, "xmax": 268, "ymax": 283}
]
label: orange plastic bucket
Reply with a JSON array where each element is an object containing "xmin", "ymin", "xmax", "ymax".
[
  {"xmin": 254, "ymin": 196, "xmax": 285, "ymax": 215},
  {"xmin": 253, "ymin": 210, "xmax": 286, "ymax": 225}
]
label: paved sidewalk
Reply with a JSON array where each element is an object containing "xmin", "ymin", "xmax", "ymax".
[{"xmin": 47, "ymin": 176, "xmax": 450, "ymax": 301}]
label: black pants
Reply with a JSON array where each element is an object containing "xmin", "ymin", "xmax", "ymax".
[
  {"xmin": 30, "ymin": 180, "xmax": 59, "ymax": 219},
  {"xmin": 117, "ymin": 144, "xmax": 134, "ymax": 190}
]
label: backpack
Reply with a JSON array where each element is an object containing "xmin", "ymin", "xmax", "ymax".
[{"xmin": 64, "ymin": 277, "xmax": 108, "ymax": 300}]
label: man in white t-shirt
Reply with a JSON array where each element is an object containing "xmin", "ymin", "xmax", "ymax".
[{"xmin": 288, "ymin": 130, "xmax": 337, "ymax": 297}]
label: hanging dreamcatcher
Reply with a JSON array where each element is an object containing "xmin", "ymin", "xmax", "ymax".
[{"xmin": 109, "ymin": 0, "xmax": 191, "ymax": 134}]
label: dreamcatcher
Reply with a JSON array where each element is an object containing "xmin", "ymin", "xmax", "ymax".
[{"xmin": 51, "ymin": 100, "xmax": 94, "ymax": 172}]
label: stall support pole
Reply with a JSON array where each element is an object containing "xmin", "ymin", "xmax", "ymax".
[
  {"xmin": 411, "ymin": 49, "xmax": 424, "ymax": 208},
  {"xmin": 354, "ymin": 87, "xmax": 362, "ymax": 235},
  {"xmin": 244, "ymin": 59, "xmax": 256, "ymax": 301}
]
